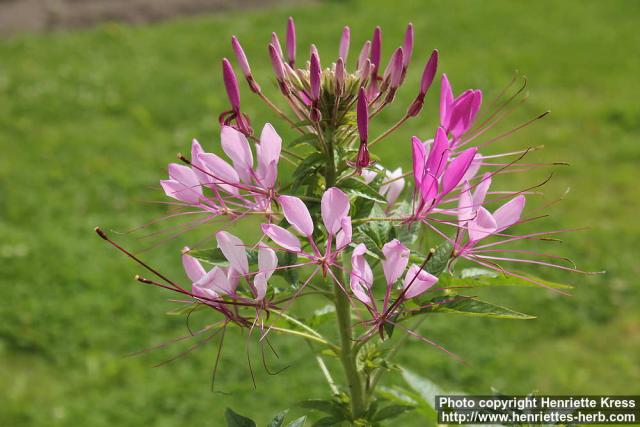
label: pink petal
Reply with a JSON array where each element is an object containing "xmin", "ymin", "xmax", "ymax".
[
  {"xmin": 160, "ymin": 179, "xmax": 202, "ymax": 205},
  {"xmin": 441, "ymin": 147, "xmax": 478, "ymax": 195},
  {"xmin": 182, "ymin": 247, "xmax": 205, "ymax": 283},
  {"xmin": 197, "ymin": 153, "xmax": 240, "ymax": 195},
  {"xmin": 351, "ymin": 244, "xmax": 373, "ymax": 287},
  {"xmin": 382, "ymin": 239, "xmax": 410, "ymax": 285},
  {"xmin": 278, "ymin": 195, "xmax": 314, "ymax": 236},
  {"xmin": 425, "ymin": 127, "xmax": 450, "ymax": 178},
  {"xmin": 380, "ymin": 168, "xmax": 405, "ymax": 205},
  {"xmin": 256, "ymin": 123, "xmax": 282, "ymax": 187},
  {"xmin": 361, "ymin": 168, "xmax": 377, "ymax": 184},
  {"xmin": 473, "ymin": 173, "xmax": 492, "ymax": 207},
  {"xmin": 457, "ymin": 181, "xmax": 474, "ymax": 226},
  {"xmin": 494, "ymin": 195, "xmax": 525, "ymax": 231},
  {"xmin": 168, "ymin": 163, "xmax": 201, "ymax": 193},
  {"xmin": 336, "ymin": 216, "xmax": 352, "ymax": 249},
  {"xmin": 403, "ymin": 264, "xmax": 438, "ymax": 299},
  {"xmin": 321, "ymin": 187, "xmax": 350, "ymax": 235},
  {"xmin": 190, "ymin": 139, "xmax": 212, "ymax": 188},
  {"xmin": 411, "ymin": 136, "xmax": 426, "ymax": 188},
  {"xmin": 258, "ymin": 243, "xmax": 278, "ymax": 279},
  {"xmin": 440, "ymin": 74, "xmax": 454, "ymax": 128},
  {"xmin": 221, "ymin": 126, "xmax": 253, "ymax": 183},
  {"xmin": 460, "ymin": 153, "xmax": 483, "ymax": 181},
  {"xmin": 195, "ymin": 266, "xmax": 232, "ymax": 296},
  {"xmin": 216, "ymin": 231, "xmax": 248, "ymax": 275},
  {"xmin": 253, "ymin": 272, "xmax": 268, "ymax": 301},
  {"xmin": 468, "ymin": 206, "xmax": 498, "ymax": 242},
  {"xmin": 261, "ymin": 224, "xmax": 301, "ymax": 252}
]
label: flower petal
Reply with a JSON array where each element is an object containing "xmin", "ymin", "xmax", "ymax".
[
  {"xmin": 221, "ymin": 126, "xmax": 253, "ymax": 183},
  {"xmin": 440, "ymin": 74, "xmax": 454, "ymax": 128},
  {"xmin": 261, "ymin": 224, "xmax": 301, "ymax": 252},
  {"xmin": 197, "ymin": 152, "xmax": 240, "ymax": 195},
  {"xmin": 350, "ymin": 244, "xmax": 373, "ymax": 306},
  {"xmin": 473, "ymin": 172, "xmax": 492, "ymax": 207},
  {"xmin": 457, "ymin": 181, "xmax": 474, "ymax": 226},
  {"xmin": 380, "ymin": 168, "xmax": 404, "ymax": 205},
  {"xmin": 381, "ymin": 239, "xmax": 410, "ymax": 285},
  {"xmin": 278, "ymin": 195, "xmax": 314, "ymax": 236},
  {"xmin": 441, "ymin": 147, "xmax": 478, "ymax": 195},
  {"xmin": 321, "ymin": 187, "xmax": 350, "ymax": 234},
  {"xmin": 468, "ymin": 206, "xmax": 498, "ymax": 242},
  {"xmin": 253, "ymin": 272, "xmax": 268, "ymax": 301},
  {"xmin": 425, "ymin": 127, "xmax": 450, "ymax": 178},
  {"xmin": 411, "ymin": 136, "xmax": 426, "ymax": 188},
  {"xmin": 216, "ymin": 231, "xmax": 248, "ymax": 275},
  {"xmin": 182, "ymin": 247, "xmax": 206, "ymax": 283},
  {"xmin": 402, "ymin": 264, "xmax": 438, "ymax": 299},
  {"xmin": 256, "ymin": 123, "xmax": 282, "ymax": 187},
  {"xmin": 493, "ymin": 195, "xmax": 525, "ymax": 231},
  {"xmin": 258, "ymin": 243, "xmax": 278, "ymax": 279},
  {"xmin": 336, "ymin": 216, "xmax": 352, "ymax": 249},
  {"xmin": 195, "ymin": 266, "xmax": 232, "ymax": 296}
]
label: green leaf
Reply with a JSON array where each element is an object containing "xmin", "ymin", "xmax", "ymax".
[
  {"xmin": 298, "ymin": 400, "xmax": 347, "ymax": 419},
  {"xmin": 305, "ymin": 305, "xmax": 336, "ymax": 328},
  {"xmin": 415, "ymin": 295, "xmax": 535, "ymax": 319},
  {"xmin": 293, "ymin": 153, "xmax": 325, "ymax": 181},
  {"xmin": 224, "ymin": 408, "xmax": 256, "ymax": 427},
  {"xmin": 425, "ymin": 241, "xmax": 453, "ymax": 275},
  {"xmin": 285, "ymin": 416, "xmax": 307, "ymax": 427},
  {"xmin": 289, "ymin": 133, "xmax": 318, "ymax": 148},
  {"xmin": 400, "ymin": 369, "xmax": 443, "ymax": 421},
  {"xmin": 340, "ymin": 177, "xmax": 387, "ymax": 204},
  {"xmin": 353, "ymin": 220, "xmax": 394, "ymax": 257},
  {"xmin": 268, "ymin": 410, "xmax": 288, "ymax": 427},
  {"xmin": 311, "ymin": 417, "xmax": 342, "ymax": 427},
  {"xmin": 440, "ymin": 268, "xmax": 573, "ymax": 290},
  {"xmin": 372, "ymin": 404, "xmax": 415, "ymax": 422}
]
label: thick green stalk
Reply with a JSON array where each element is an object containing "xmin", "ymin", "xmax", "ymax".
[{"xmin": 324, "ymin": 133, "xmax": 366, "ymax": 420}]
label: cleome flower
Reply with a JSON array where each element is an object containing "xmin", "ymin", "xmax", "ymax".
[
  {"xmin": 161, "ymin": 123, "xmax": 282, "ymax": 220},
  {"xmin": 261, "ymin": 187, "xmax": 352, "ymax": 290}
]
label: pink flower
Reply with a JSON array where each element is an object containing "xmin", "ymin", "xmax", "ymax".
[
  {"xmin": 262, "ymin": 188, "xmax": 352, "ymax": 280},
  {"xmin": 440, "ymin": 74, "xmax": 482, "ymax": 145},
  {"xmin": 219, "ymin": 59, "xmax": 253, "ymax": 136},
  {"xmin": 350, "ymin": 239, "xmax": 438, "ymax": 313},
  {"xmin": 411, "ymin": 127, "xmax": 478, "ymax": 219}
]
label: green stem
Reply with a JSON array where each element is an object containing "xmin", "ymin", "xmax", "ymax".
[
  {"xmin": 333, "ymin": 267, "xmax": 366, "ymax": 418},
  {"xmin": 324, "ymin": 135, "xmax": 366, "ymax": 420}
]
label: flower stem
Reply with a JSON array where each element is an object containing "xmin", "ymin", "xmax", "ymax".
[{"xmin": 324, "ymin": 135, "xmax": 366, "ymax": 420}]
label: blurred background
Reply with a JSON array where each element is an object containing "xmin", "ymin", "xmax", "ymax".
[{"xmin": 1, "ymin": 0, "xmax": 639, "ymax": 425}]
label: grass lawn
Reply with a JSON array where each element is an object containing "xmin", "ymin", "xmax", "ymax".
[{"xmin": 1, "ymin": 0, "xmax": 639, "ymax": 425}]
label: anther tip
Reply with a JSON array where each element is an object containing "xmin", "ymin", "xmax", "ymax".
[{"xmin": 95, "ymin": 227, "xmax": 108, "ymax": 240}]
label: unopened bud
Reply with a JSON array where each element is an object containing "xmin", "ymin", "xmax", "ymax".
[
  {"xmin": 339, "ymin": 26, "xmax": 351, "ymax": 62},
  {"xmin": 286, "ymin": 17, "xmax": 296, "ymax": 67},
  {"xmin": 222, "ymin": 58, "xmax": 240, "ymax": 111}
]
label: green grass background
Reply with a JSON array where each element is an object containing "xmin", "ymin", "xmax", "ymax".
[{"xmin": 1, "ymin": 0, "xmax": 639, "ymax": 425}]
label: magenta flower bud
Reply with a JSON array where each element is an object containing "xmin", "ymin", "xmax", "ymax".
[
  {"xmin": 222, "ymin": 58, "xmax": 240, "ymax": 111},
  {"xmin": 310, "ymin": 44, "xmax": 319, "ymax": 61},
  {"xmin": 407, "ymin": 49, "xmax": 439, "ymax": 117},
  {"xmin": 269, "ymin": 44, "xmax": 286, "ymax": 82},
  {"xmin": 370, "ymin": 26, "xmax": 382, "ymax": 76},
  {"xmin": 357, "ymin": 87, "xmax": 368, "ymax": 143},
  {"xmin": 271, "ymin": 32, "xmax": 283, "ymax": 58},
  {"xmin": 402, "ymin": 23, "xmax": 414, "ymax": 70},
  {"xmin": 231, "ymin": 36, "xmax": 260, "ymax": 94},
  {"xmin": 390, "ymin": 48, "xmax": 404, "ymax": 89},
  {"xmin": 357, "ymin": 41, "xmax": 371, "ymax": 73},
  {"xmin": 335, "ymin": 57, "xmax": 345, "ymax": 95},
  {"xmin": 420, "ymin": 49, "xmax": 439, "ymax": 96},
  {"xmin": 339, "ymin": 26, "xmax": 351, "ymax": 62},
  {"xmin": 310, "ymin": 52, "xmax": 321, "ymax": 101},
  {"xmin": 286, "ymin": 17, "xmax": 296, "ymax": 67}
]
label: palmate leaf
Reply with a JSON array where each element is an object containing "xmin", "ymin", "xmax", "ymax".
[
  {"xmin": 267, "ymin": 410, "xmax": 288, "ymax": 427},
  {"xmin": 411, "ymin": 295, "xmax": 535, "ymax": 319},
  {"xmin": 371, "ymin": 404, "xmax": 416, "ymax": 422},
  {"xmin": 425, "ymin": 240, "xmax": 453, "ymax": 276},
  {"xmin": 440, "ymin": 268, "xmax": 573, "ymax": 290}
]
